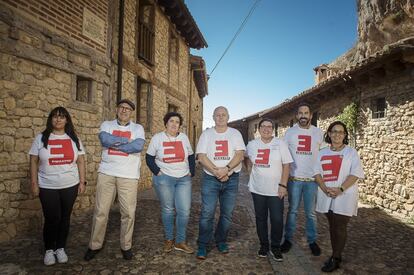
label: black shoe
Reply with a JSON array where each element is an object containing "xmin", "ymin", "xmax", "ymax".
[
  {"xmin": 121, "ymin": 249, "xmax": 133, "ymax": 260},
  {"xmin": 321, "ymin": 256, "xmax": 340, "ymax": 272},
  {"xmin": 270, "ymin": 247, "xmax": 283, "ymax": 262},
  {"xmin": 257, "ymin": 246, "xmax": 268, "ymax": 258},
  {"xmin": 280, "ymin": 240, "xmax": 292, "ymax": 253},
  {"xmin": 84, "ymin": 248, "xmax": 100, "ymax": 261},
  {"xmin": 309, "ymin": 242, "xmax": 321, "ymax": 256}
]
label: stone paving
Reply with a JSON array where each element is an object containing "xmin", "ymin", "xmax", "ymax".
[{"xmin": 0, "ymin": 169, "xmax": 413, "ymax": 274}]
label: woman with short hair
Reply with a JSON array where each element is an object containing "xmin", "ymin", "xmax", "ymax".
[{"xmin": 146, "ymin": 112, "xmax": 195, "ymax": 254}]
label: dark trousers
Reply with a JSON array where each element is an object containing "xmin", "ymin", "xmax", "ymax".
[
  {"xmin": 39, "ymin": 184, "xmax": 78, "ymax": 250},
  {"xmin": 251, "ymin": 192, "xmax": 284, "ymax": 249},
  {"xmin": 326, "ymin": 210, "xmax": 351, "ymax": 259}
]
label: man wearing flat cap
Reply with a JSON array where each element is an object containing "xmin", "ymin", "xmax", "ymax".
[{"xmin": 85, "ymin": 99, "xmax": 145, "ymax": 261}]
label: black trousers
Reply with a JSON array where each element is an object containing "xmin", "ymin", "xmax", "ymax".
[
  {"xmin": 251, "ymin": 192, "xmax": 284, "ymax": 249},
  {"xmin": 39, "ymin": 184, "xmax": 78, "ymax": 250},
  {"xmin": 326, "ymin": 210, "xmax": 351, "ymax": 259}
]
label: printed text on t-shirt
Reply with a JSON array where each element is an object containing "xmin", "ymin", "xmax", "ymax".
[
  {"xmin": 296, "ymin": 135, "xmax": 312, "ymax": 155},
  {"xmin": 108, "ymin": 130, "xmax": 131, "ymax": 156},
  {"xmin": 214, "ymin": 140, "xmax": 230, "ymax": 160},
  {"xmin": 321, "ymin": 155, "xmax": 343, "ymax": 182},
  {"xmin": 48, "ymin": 139, "xmax": 74, "ymax": 165},
  {"xmin": 254, "ymin": 149, "xmax": 270, "ymax": 168},
  {"xmin": 162, "ymin": 141, "xmax": 185, "ymax": 163}
]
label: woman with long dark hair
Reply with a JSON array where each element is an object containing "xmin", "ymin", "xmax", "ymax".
[
  {"xmin": 29, "ymin": 106, "xmax": 86, "ymax": 266},
  {"xmin": 314, "ymin": 121, "xmax": 364, "ymax": 272}
]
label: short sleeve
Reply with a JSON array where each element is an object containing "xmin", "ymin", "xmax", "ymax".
[
  {"xmin": 78, "ymin": 139, "xmax": 86, "ymax": 155},
  {"xmin": 279, "ymin": 139, "xmax": 293, "ymax": 164},
  {"xmin": 233, "ymin": 130, "xmax": 246, "ymax": 151},
  {"xmin": 135, "ymin": 124, "xmax": 145, "ymax": 140},
  {"xmin": 99, "ymin": 121, "xmax": 110, "ymax": 133},
  {"xmin": 146, "ymin": 134, "xmax": 158, "ymax": 156},
  {"xmin": 29, "ymin": 134, "xmax": 42, "ymax": 156},
  {"xmin": 245, "ymin": 141, "xmax": 253, "ymax": 158},
  {"xmin": 196, "ymin": 130, "xmax": 208, "ymax": 154},
  {"xmin": 313, "ymin": 150, "xmax": 323, "ymax": 176},
  {"xmin": 350, "ymin": 149, "xmax": 365, "ymax": 179},
  {"xmin": 184, "ymin": 134, "xmax": 194, "ymax": 155}
]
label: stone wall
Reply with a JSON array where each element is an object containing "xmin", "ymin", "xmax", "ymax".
[
  {"xmin": 244, "ymin": 68, "xmax": 414, "ymax": 218},
  {"xmin": 0, "ymin": 0, "xmax": 207, "ymax": 241}
]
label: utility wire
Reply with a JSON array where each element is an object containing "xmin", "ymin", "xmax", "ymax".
[{"xmin": 209, "ymin": 0, "xmax": 262, "ymax": 78}]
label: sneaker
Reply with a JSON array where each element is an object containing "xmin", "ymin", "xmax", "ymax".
[
  {"xmin": 309, "ymin": 242, "xmax": 321, "ymax": 256},
  {"xmin": 55, "ymin": 248, "xmax": 68, "ymax": 263},
  {"xmin": 217, "ymin": 243, "xmax": 229, "ymax": 254},
  {"xmin": 84, "ymin": 248, "xmax": 100, "ymax": 261},
  {"xmin": 121, "ymin": 249, "xmax": 133, "ymax": 260},
  {"xmin": 44, "ymin": 249, "xmax": 56, "ymax": 266},
  {"xmin": 174, "ymin": 242, "xmax": 194, "ymax": 254},
  {"xmin": 280, "ymin": 240, "xmax": 292, "ymax": 253},
  {"xmin": 270, "ymin": 247, "xmax": 283, "ymax": 262},
  {"xmin": 164, "ymin": 240, "xmax": 174, "ymax": 253},
  {"xmin": 321, "ymin": 256, "xmax": 341, "ymax": 272},
  {"xmin": 196, "ymin": 246, "xmax": 207, "ymax": 260},
  {"xmin": 257, "ymin": 246, "xmax": 268, "ymax": 258}
]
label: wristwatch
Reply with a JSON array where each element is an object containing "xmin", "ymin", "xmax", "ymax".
[{"xmin": 226, "ymin": 164, "xmax": 231, "ymax": 170}]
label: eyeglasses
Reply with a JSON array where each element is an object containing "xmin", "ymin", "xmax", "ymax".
[
  {"xmin": 330, "ymin": 130, "xmax": 345, "ymax": 135},
  {"xmin": 260, "ymin": 125, "xmax": 273, "ymax": 129},
  {"xmin": 118, "ymin": 106, "xmax": 133, "ymax": 112}
]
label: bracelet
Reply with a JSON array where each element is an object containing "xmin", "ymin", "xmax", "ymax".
[
  {"xmin": 226, "ymin": 164, "xmax": 231, "ymax": 170},
  {"xmin": 279, "ymin": 184, "xmax": 287, "ymax": 189}
]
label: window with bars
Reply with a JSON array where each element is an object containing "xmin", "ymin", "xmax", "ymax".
[
  {"xmin": 137, "ymin": 0, "xmax": 154, "ymax": 65},
  {"xmin": 136, "ymin": 79, "xmax": 152, "ymax": 131},
  {"xmin": 169, "ymin": 30, "xmax": 178, "ymax": 63},
  {"xmin": 168, "ymin": 104, "xmax": 178, "ymax": 113},
  {"xmin": 372, "ymin": 97, "xmax": 386, "ymax": 119}
]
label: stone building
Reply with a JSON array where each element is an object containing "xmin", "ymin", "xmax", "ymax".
[
  {"xmin": 229, "ymin": 0, "xmax": 414, "ymax": 218},
  {"xmin": 0, "ymin": 0, "xmax": 208, "ymax": 241}
]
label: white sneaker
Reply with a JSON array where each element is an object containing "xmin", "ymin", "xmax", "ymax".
[
  {"xmin": 55, "ymin": 248, "xmax": 68, "ymax": 263},
  {"xmin": 44, "ymin": 249, "xmax": 56, "ymax": 266}
]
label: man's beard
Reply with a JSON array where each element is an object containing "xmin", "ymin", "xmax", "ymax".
[{"xmin": 298, "ymin": 118, "xmax": 310, "ymax": 126}]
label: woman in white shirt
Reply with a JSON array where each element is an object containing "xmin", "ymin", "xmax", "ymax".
[
  {"xmin": 314, "ymin": 121, "xmax": 364, "ymax": 272},
  {"xmin": 145, "ymin": 112, "xmax": 195, "ymax": 254},
  {"xmin": 29, "ymin": 107, "xmax": 86, "ymax": 266},
  {"xmin": 245, "ymin": 118, "xmax": 293, "ymax": 261}
]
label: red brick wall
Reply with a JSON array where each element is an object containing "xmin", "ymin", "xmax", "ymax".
[{"xmin": 2, "ymin": 0, "xmax": 108, "ymax": 53}]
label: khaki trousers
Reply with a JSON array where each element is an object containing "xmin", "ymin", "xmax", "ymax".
[{"xmin": 89, "ymin": 173, "xmax": 138, "ymax": 250}]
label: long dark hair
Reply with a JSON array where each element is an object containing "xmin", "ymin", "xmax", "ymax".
[
  {"xmin": 41, "ymin": 107, "xmax": 82, "ymax": 151},
  {"xmin": 324, "ymin": 121, "xmax": 349, "ymax": 145}
]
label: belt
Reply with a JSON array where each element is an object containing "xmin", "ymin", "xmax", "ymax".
[{"xmin": 289, "ymin": 177, "xmax": 315, "ymax": 182}]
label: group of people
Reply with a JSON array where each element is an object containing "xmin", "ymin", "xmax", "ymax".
[{"xmin": 29, "ymin": 100, "xmax": 364, "ymax": 273}]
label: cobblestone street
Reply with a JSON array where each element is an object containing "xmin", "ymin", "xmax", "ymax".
[{"xmin": 0, "ymin": 169, "xmax": 413, "ymax": 274}]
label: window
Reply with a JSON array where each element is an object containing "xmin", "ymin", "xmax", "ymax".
[
  {"xmin": 168, "ymin": 104, "xmax": 178, "ymax": 113},
  {"xmin": 169, "ymin": 30, "xmax": 178, "ymax": 62},
  {"xmin": 311, "ymin": 112, "xmax": 318, "ymax": 126},
  {"xmin": 290, "ymin": 119, "xmax": 294, "ymax": 127},
  {"xmin": 136, "ymin": 79, "xmax": 152, "ymax": 131},
  {"xmin": 274, "ymin": 123, "xmax": 278, "ymax": 137},
  {"xmin": 137, "ymin": 0, "xmax": 154, "ymax": 65},
  {"xmin": 372, "ymin": 97, "xmax": 386, "ymax": 119},
  {"xmin": 76, "ymin": 76, "xmax": 92, "ymax": 103}
]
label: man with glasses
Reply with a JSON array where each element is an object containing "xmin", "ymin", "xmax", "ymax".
[
  {"xmin": 281, "ymin": 103, "xmax": 324, "ymax": 256},
  {"xmin": 84, "ymin": 99, "xmax": 145, "ymax": 261}
]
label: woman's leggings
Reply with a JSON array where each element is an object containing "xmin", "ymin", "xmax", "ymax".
[
  {"xmin": 326, "ymin": 210, "xmax": 351, "ymax": 259},
  {"xmin": 39, "ymin": 184, "xmax": 78, "ymax": 250}
]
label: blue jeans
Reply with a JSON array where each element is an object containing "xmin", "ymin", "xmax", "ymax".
[
  {"xmin": 153, "ymin": 174, "xmax": 192, "ymax": 243},
  {"xmin": 197, "ymin": 172, "xmax": 239, "ymax": 247},
  {"xmin": 284, "ymin": 180, "xmax": 318, "ymax": 244}
]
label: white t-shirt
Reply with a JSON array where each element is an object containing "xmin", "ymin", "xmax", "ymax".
[
  {"xmin": 29, "ymin": 133, "xmax": 85, "ymax": 189},
  {"xmin": 246, "ymin": 137, "xmax": 293, "ymax": 196},
  {"xmin": 314, "ymin": 146, "xmax": 365, "ymax": 216},
  {"xmin": 146, "ymin": 131, "xmax": 193, "ymax": 178},
  {"xmin": 283, "ymin": 124, "xmax": 324, "ymax": 178},
  {"xmin": 196, "ymin": 127, "xmax": 246, "ymax": 176},
  {"xmin": 98, "ymin": 120, "xmax": 145, "ymax": 179}
]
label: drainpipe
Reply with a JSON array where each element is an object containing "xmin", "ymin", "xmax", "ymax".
[{"xmin": 117, "ymin": 0, "xmax": 125, "ymax": 102}]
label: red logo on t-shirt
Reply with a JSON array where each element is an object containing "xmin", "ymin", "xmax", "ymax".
[
  {"xmin": 321, "ymin": 155, "xmax": 343, "ymax": 182},
  {"xmin": 48, "ymin": 139, "xmax": 74, "ymax": 165},
  {"xmin": 108, "ymin": 130, "xmax": 131, "ymax": 156},
  {"xmin": 255, "ymin": 149, "xmax": 270, "ymax": 165},
  {"xmin": 214, "ymin": 140, "xmax": 228, "ymax": 157},
  {"xmin": 297, "ymin": 135, "xmax": 311, "ymax": 152},
  {"xmin": 162, "ymin": 141, "xmax": 185, "ymax": 163}
]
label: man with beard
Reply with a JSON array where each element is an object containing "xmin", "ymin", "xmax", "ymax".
[{"xmin": 281, "ymin": 103, "xmax": 324, "ymax": 256}]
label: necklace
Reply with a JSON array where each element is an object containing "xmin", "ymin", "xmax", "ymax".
[{"xmin": 331, "ymin": 144, "xmax": 345, "ymax": 151}]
